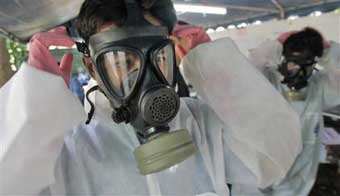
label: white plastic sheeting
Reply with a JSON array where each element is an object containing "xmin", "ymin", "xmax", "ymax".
[
  {"xmin": 0, "ymin": 0, "xmax": 84, "ymax": 42},
  {"xmin": 208, "ymin": 12, "xmax": 340, "ymax": 56},
  {"xmin": 181, "ymin": 37, "xmax": 302, "ymax": 188}
]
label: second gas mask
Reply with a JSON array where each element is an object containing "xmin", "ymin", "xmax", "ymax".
[{"xmin": 278, "ymin": 53, "xmax": 317, "ymax": 91}]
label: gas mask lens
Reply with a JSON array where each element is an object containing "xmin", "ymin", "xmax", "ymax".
[
  {"xmin": 154, "ymin": 43, "xmax": 175, "ymax": 85},
  {"xmin": 286, "ymin": 61, "xmax": 301, "ymax": 77},
  {"xmin": 99, "ymin": 49, "xmax": 142, "ymax": 97}
]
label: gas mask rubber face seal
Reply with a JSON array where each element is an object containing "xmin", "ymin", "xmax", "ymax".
[
  {"xmin": 278, "ymin": 51, "xmax": 317, "ymax": 90},
  {"xmin": 86, "ymin": 0, "xmax": 196, "ymax": 175}
]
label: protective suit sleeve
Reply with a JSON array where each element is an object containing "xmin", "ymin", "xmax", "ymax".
[
  {"xmin": 320, "ymin": 41, "xmax": 340, "ymax": 108},
  {"xmin": 248, "ymin": 39, "xmax": 283, "ymax": 72},
  {"xmin": 181, "ymin": 37, "xmax": 302, "ymax": 188},
  {"xmin": 0, "ymin": 63, "xmax": 86, "ymax": 194}
]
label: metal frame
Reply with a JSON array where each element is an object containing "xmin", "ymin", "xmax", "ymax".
[
  {"xmin": 199, "ymin": 0, "xmax": 340, "ymax": 28},
  {"xmin": 271, "ymin": 0, "xmax": 286, "ymax": 19}
]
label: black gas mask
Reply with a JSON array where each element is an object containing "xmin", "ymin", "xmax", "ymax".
[
  {"xmin": 278, "ymin": 52, "xmax": 317, "ymax": 90},
  {"xmin": 90, "ymin": 28, "xmax": 180, "ymax": 134},
  {"xmin": 79, "ymin": 0, "xmax": 196, "ymax": 175}
]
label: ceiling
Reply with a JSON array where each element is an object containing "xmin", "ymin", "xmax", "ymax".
[
  {"xmin": 0, "ymin": 0, "xmax": 340, "ymax": 42},
  {"xmin": 175, "ymin": 0, "xmax": 340, "ymax": 28}
]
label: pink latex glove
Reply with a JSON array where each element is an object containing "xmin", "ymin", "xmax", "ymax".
[
  {"xmin": 173, "ymin": 24, "xmax": 211, "ymax": 59},
  {"xmin": 277, "ymin": 29, "xmax": 330, "ymax": 48},
  {"xmin": 277, "ymin": 31, "xmax": 299, "ymax": 44},
  {"xmin": 28, "ymin": 26, "xmax": 75, "ymax": 87}
]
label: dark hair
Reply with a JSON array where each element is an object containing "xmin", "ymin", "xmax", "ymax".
[
  {"xmin": 76, "ymin": 0, "xmax": 127, "ymax": 44},
  {"xmin": 76, "ymin": 0, "xmax": 177, "ymax": 44},
  {"xmin": 283, "ymin": 27, "xmax": 324, "ymax": 58}
]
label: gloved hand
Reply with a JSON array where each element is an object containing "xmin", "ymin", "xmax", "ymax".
[
  {"xmin": 277, "ymin": 31, "xmax": 299, "ymax": 44},
  {"xmin": 172, "ymin": 24, "xmax": 211, "ymax": 59},
  {"xmin": 28, "ymin": 26, "xmax": 75, "ymax": 87}
]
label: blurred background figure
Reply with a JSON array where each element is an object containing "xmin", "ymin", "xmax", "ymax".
[{"xmin": 70, "ymin": 67, "xmax": 89, "ymax": 104}]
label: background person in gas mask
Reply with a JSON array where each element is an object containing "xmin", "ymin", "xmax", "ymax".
[
  {"xmin": 248, "ymin": 27, "xmax": 340, "ymax": 195},
  {"xmin": 0, "ymin": 0, "xmax": 301, "ymax": 195}
]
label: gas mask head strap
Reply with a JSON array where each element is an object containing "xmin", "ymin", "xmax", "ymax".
[
  {"xmin": 125, "ymin": 0, "xmax": 144, "ymax": 26},
  {"xmin": 75, "ymin": 0, "xmax": 168, "ymax": 56},
  {"xmin": 88, "ymin": 0, "xmax": 169, "ymax": 60}
]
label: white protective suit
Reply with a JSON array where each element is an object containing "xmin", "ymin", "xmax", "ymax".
[
  {"xmin": 246, "ymin": 39, "xmax": 340, "ymax": 195},
  {"xmin": 181, "ymin": 38, "xmax": 303, "ymax": 195},
  {"xmin": 0, "ymin": 61, "xmax": 291, "ymax": 195}
]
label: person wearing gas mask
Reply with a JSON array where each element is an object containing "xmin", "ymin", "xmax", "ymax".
[
  {"xmin": 248, "ymin": 27, "xmax": 340, "ymax": 195},
  {"xmin": 0, "ymin": 0, "xmax": 302, "ymax": 195}
]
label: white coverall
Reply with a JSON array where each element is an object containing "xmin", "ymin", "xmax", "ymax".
[
  {"xmin": 181, "ymin": 37, "xmax": 303, "ymax": 196},
  {"xmin": 0, "ymin": 40, "xmax": 301, "ymax": 195},
  {"xmin": 246, "ymin": 39, "xmax": 340, "ymax": 196}
]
